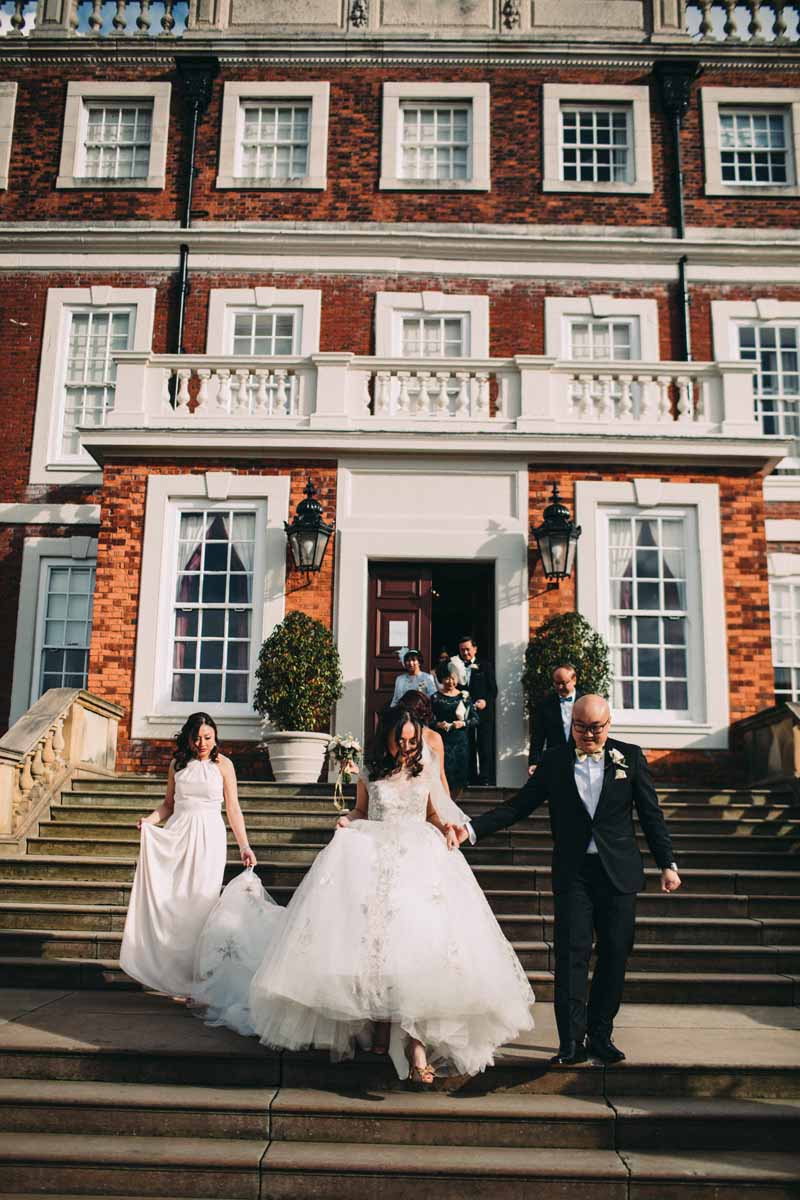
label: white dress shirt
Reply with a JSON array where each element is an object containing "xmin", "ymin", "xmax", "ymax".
[{"xmin": 559, "ymin": 692, "xmax": 575, "ymax": 740}]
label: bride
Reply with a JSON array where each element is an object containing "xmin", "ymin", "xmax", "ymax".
[{"xmin": 193, "ymin": 707, "xmax": 534, "ymax": 1082}]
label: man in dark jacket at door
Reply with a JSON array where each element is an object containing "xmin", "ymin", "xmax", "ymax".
[
  {"xmin": 458, "ymin": 634, "xmax": 497, "ymax": 786},
  {"xmin": 528, "ymin": 663, "xmax": 585, "ymax": 774}
]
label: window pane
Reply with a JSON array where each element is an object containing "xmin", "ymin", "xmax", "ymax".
[
  {"xmin": 400, "ymin": 102, "xmax": 472, "ymax": 182},
  {"xmin": 561, "ymin": 104, "xmax": 632, "ymax": 183},
  {"xmin": 37, "ymin": 563, "xmax": 96, "ymax": 699},
  {"xmin": 718, "ymin": 107, "xmax": 790, "ymax": 186},
  {"xmin": 240, "ymin": 102, "xmax": 311, "ymax": 180},
  {"xmin": 84, "ymin": 103, "xmax": 153, "ymax": 180}
]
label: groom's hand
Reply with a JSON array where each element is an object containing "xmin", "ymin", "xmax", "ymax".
[
  {"xmin": 661, "ymin": 867, "xmax": 681, "ymax": 893},
  {"xmin": 455, "ymin": 825, "xmax": 470, "ymax": 847}
]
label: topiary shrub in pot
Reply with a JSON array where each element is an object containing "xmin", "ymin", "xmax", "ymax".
[
  {"xmin": 254, "ymin": 611, "xmax": 344, "ymax": 784},
  {"xmin": 522, "ymin": 611, "xmax": 611, "ymax": 715}
]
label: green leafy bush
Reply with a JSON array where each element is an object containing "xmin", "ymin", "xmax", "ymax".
[
  {"xmin": 254, "ymin": 611, "xmax": 343, "ymax": 732},
  {"xmin": 522, "ymin": 612, "xmax": 611, "ymax": 714}
]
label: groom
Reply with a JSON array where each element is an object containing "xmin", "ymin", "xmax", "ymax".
[{"xmin": 457, "ymin": 694, "xmax": 680, "ymax": 1065}]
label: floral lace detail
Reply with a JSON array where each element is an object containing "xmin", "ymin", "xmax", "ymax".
[{"xmin": 367, "ymin": 768, "xmax": 430, "ymax": 824}]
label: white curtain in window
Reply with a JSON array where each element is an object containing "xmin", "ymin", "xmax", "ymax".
[
  {"xmin": 177, "ymin": 513, "xmax": 204, "ymax": 571},
  {"xmin": 608, "ymin": 518, "xmax": 633, "ymax": 581},
  {"xmin": 231, "ymin": 513, "xmax": 256, "ymax": 572}
]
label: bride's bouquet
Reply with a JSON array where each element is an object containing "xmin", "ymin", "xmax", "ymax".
[{"xmin": 328, "ymin": 733, "xmax": 362, "ymax": 811}]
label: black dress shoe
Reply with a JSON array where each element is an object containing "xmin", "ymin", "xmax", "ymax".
[
  {"xmin": 550, "ymin": 1040, "xmax": 589, "ymax": 1065},
  {"xmin": 587, "ymin": 1035, "xmax": 625, "ymax": 1064}
]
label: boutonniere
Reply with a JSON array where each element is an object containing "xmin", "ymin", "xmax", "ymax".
[{"xmin": 609, "ymin": 747, "xmax": 628, "ymax": 780}]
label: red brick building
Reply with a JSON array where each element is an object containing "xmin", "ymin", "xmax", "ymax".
[{"xmin": 1, "ymin": 0, "xmax": 798, "ymax": 783}]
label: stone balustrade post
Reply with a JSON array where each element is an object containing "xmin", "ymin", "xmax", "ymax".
[
  {"xmin": 514, "ymin": 357, "xmax": 558, "ymax": 431},
  {"xmin": 309, "ymin": 353, "xmax": 353, "ymax": 429},
  {"xmin": 31, "ymin": 0, "xmax": 75, "ymax": 35},
  {"xmin": 106, "ymin": 352, "xmax": 155, "ymax": 426},
  {"xmin": 719, "ymin": 360, "xmax": 762, "ymax": 436}
]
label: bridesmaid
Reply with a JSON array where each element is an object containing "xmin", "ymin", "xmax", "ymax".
[{"xmin": 120, "ymin": 712, "xmax": 256, "ymax": 997}]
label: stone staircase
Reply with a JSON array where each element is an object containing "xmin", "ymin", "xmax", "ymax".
[{"xmin": 0, "ymin": 774, "xmax": 798, "ymax": 1197}]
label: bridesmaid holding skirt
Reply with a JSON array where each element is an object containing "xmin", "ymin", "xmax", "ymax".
[{"xmin": 120, "ymin": 712, "xmax": 256, "ymax": 997}]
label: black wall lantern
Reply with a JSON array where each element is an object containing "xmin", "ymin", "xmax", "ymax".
[
  {"xmin": 532, "ymin": 482, "xmax": 582, "ymax": 581},
  {"xmin": 285, "ymin": 480, "xmax": 334, "ymax": 574}
]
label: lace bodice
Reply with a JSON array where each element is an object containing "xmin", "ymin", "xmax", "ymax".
[{"xmin": 367, "ymin": 766, "xmax": 431, "ymax": 824}]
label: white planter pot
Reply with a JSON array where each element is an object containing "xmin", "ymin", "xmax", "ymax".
[{"xmin": 263, "ymin": 731, "xmax": 331, "ymax": 784}]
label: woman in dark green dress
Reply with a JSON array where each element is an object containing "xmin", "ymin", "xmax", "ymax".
[{"xmin": 431, "ymin": 659, "xmax": 479, "ymax": 798}]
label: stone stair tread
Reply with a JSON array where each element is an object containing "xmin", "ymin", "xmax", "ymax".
[
  {"xmin": 271, "ymin": 1088, "xmax": 612, "ymax": 1120},
  {"xmin": 610, "ymin": 1095, "xmax": 800, "ymax": 1119},
  {"xmin": 0, "ymin": 1131, "xmax": 264, "ymax": 1169},
  {"xmin": 0, "ymin": 1078, "xmax": 275, "ymax": 1111},
  {"xmin": 619, "ymin": 1149, "xmax": 800, "ymax": 1182}
]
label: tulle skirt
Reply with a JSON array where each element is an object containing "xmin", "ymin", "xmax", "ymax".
[{"xmin": 193, "ymin": 819, "xmax": 534, "ymax": 1079}]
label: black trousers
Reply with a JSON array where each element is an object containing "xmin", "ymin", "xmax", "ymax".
[
  {"xmin": 468, "ymin": 715, "xmax": 495, "ymax": 785},
  {"xmin": 552, "ymin": 855, "xmax": 636, "ymax": 1046}
]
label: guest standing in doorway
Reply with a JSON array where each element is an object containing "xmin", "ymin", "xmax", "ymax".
[
  {"xmin": 431, "ymin": 658, "xmax": 479, "ymax": 797},
  {"xmin": 528, "ymin": 664, "xmax": 586, "ymax": 776},
  {"xmin": 458, "ymin": 635, "xmax": 497, "ymax": 786},
  {"xmin": 391, "ymin": 648, "xmax": 438, "ymax": 706}
]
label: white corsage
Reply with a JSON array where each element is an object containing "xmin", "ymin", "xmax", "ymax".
[{"xmin": 609, "ymin": 747, "xmax": 628, "ymax": 780}]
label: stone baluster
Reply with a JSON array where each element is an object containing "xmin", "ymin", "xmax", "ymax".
[
  {"xmin": 435, "ymin": 371, "xmax": 451, "ymax": 417},
  {"xmin": 497, "ymin": 374, "xmax": 508, "ymax": 418},
  {"xmin": 41, "ymin": 729, "xmax": 55, "ymax": 776},
  {"xmin": 698, "ymin": 0, "xmax": 714, "ymax": 37},
  {"xmin": 9, "ymin": 1, "xmax": 26, "ymax": 34},
  {"xmin": 475, "ymin": 372, "xmax": 490, "ymax": 418},
  {"xmin": 696, "ymin": 376, "xmax": 708, "ymax": 422},
  {"xmin": 113, "ymin": 0, "xmax": 128, "ymax": 33},
  {"xmin": 577, "ymin": 374, "xmax": 595, "ymax": 420},
  {"xmin": 416, "ymin": 371, "xmax": 432, "ymax": 417},
  {"xmin": 656, "ymin": 375, "xmax": 673, "ymax": 421},
  {"xmin": 228, "ymin": 370, "xmax": 241, "ymax": 414},
  {"xmin": 19, "ymin": 753, "xmax": 34, "ymax": 799},
  {"xmin": 236, "ymin": 369, "xmax": 252, "ymax": 414},
  {"xmin": 161, "ymin": 369, "xmax": 172, "ymax": 410},
  {"xmin": 274, "ymin": 369, "xmax": 289, "ymax": 416},
  {"xmin": 723, "ymin": 0, "xmax": 740, "ymax": 38},
  {"xmin": 773, "ymin": 0, "xmax": 789, "ymax": 40},
  {"xmin": 137, "ymin": 0, "xmax": 152, "ymax": 33},
  {"xmin": 676, "ymin": 375, "xmax": 694, "ymax": 422},
  {"xmin": 396, "ymin": 372, "xmax": 411, "ymax": 416},
  {"xmin": 253, "ymin": 370, "xmax": 270, "ymax": 414},
  {"xmin": 638, "ymin": 375, "xmax": 656, "ymax": 421},
  {"xmin": 29, "ymin": 743, "xmax": 45, "ymax": 799},
  {"xmin": 88, "ymin": 0, "xmax": 104, "ymax": 33},
  {"xmin": 747, "ymin": 0, "xmax": 764, "ymax": 38},
  {"xmin": 455, "ymin": 372, "xmax": 470, "ymax": 417},
  {"xmin": 597, "ymin": 374, "xmax": 614, "ymax": 422},
  {"xmin": 195, "ymin": 368, "xmax": 211, "ymax": 414},
  {"xmin": 161, "ymin": 0, "xmax": 176, "ymax": 33},
  {"xmin": 618, "ymin": 374, "xmax": 634, "ymax": 420},
  {"xmin": 216, "ymin": 368, "xmax": 231, "ymax": 412},
  {"xmin": 52, "ymin": 717, "xmax": 65, "ymax": 764},
  {"xmin": 175, "ymin": 368, "xmax": 191, "ymax": 412},
  {"xmin": 374, "ymin": 371, "xmax": 391, "ymax": 416},
  {"xmin": 67, "ymin": 0, "xmax": 80, "ymax": 33}
]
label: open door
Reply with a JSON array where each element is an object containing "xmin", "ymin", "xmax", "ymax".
[{"xmin": 366, "ymin": 564, "xmax": 433, "ymax": 738}]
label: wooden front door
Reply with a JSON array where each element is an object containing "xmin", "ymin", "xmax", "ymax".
[{"xmin": 366, "ymin": 564, "xmax": 433, "ymax": 739}]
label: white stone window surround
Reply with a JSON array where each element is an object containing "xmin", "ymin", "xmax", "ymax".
[
  {"xmin": 334, "ymin": 457, "xmax": 529, "ymax": 787},
  {"xmin": 0, "ymin": 82, "xmax": 17, "ymax": 190},
  {"xmin": 544, "ymin": 296, "xmax": 659, "ymax": 360},
  {"xmin": 216, "ymin": 81, "xmax": 330, "ymax": 190},
  {"xmin": 375, "ymin": 291, "xmax": 490, "ymax": 357},
  {"xmin": 767, "ymin": 555, "xmax": 800, "ymax": 700},
  {"xmin": 206, "ymin": 288, "xmax": 322, "ymax": 355},
  {"xmin": 29, "ymin": 286, "xmax": 157, "ymax": 487},
  {"xmin": 575, "ymin": 479, "xmax": 729, "ymax": 750},
  {"xmin": 380, "ymin": 82, "xmax": 491, "ymax": 192},
  {"xmin": 9, "ymin": 535, "xmax": 97, "ymax": 726},
  {"xmin": 701, "ymin": 87, "xmax": 800, "ymax": 198},
  {"xmin": 56, "ymin": 81, "xmax": 171, "ymax": 190},
  {"xmin": 542, "ymin": 84, "xmax": 654, "ymax": 195},
  {"xmin": 131, "ymin": 472, "xmax": 290, "ymax": 742}
]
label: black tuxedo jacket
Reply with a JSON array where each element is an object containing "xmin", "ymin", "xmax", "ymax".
[
  {"xmin": 464, "ymin": 660, "xmax": 497, "ymax": 718},
  {"xmin": 528, "ymin": 688, "xmax": 586, "ymax": 765},
  {"xmin": 471, "ymin": 738, "xmax": 674, "ymax": 895}
]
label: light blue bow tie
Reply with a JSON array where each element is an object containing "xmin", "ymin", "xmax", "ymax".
[{"xmin": 575, "ymin": 749, "xmax": 604, "ymax": 763}]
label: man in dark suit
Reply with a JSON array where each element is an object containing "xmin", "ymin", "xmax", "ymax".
[
  {"xmin": 456, "ymin": 694, "xmax": 680, "ymax": 1065},
  {"xmin": 528, "ymin": 663, "xmax": 585, "ymax": 775},
  {"xmin": 458, "ymin": 634, "xmax": 498, "ymax": 786}
]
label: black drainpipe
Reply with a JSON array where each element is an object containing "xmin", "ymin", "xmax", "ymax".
[
  {"xmin": 655, "ymin": 60, "xmax": 702, "ymax": 363},
  {"xmin": 174, "ymin": 56, "xmax": 219, "ymax": 355}
]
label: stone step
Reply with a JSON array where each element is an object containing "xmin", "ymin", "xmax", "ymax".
[
  {"xmin": 611, "ymin": 1096, "xmax": 800, "ymax": 1152},
  {"xmin": 0, "ymin": 1132, "xmax": 264, "ymax": 1198},
  {"xmin": 0, "ymin": 1079, "xmax": 272, "ymax": 1139}
]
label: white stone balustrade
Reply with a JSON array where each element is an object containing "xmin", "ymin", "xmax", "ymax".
[
  {"xmin": 106, "ymin": 350, "xmax": 760, "ymax": 439},
  {"xmin": 687, "ymin": 0, "xmax": 800, "ymax": 41},
  {"xmin": 2, "ymin": 0, "xmax": 187, "ymax": 36}
]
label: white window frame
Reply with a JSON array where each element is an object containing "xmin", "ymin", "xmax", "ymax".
[
  {"xmin": 559, "ymin": 102, "xmax": 634, "ymax": 186},
  {"xmin": 0, "ymin": 82, "xmax": 17, "ymax": 190},
  {"xmin": 57, "ymin": 81, "xmax": 171, "ymax": 190},
  {"xmin": 375, "ymin": 291, "xmax": 490, "ymax": 357},
  {"xmin": 575, "ymin": 480, "xmax": 729, "ymax": 749},
  {"xmin": 380, "ymin": 82, "xmax": 490, "ymax": 192},
  {"xmin": 544, "ymin": 296, "xmax": 659, "ymax": 360},
  {"xmin": 542, "ymin": 84, "xmax": 653, "ymax": 194},
  {"xmin": 29, "ymin": 286, "xmax": 156, "ymax": 486},
  {"xmin": 206, "ymin": 288, "xmax": 322, "ymax": 356},
  {"xmin": 216, "ymin": 81, "xmax": 329, "ymax": 190},
  {"xmin": 131, "ymin": 472, "xmax": 290, "ymax": 741},
  {"xmin": 767, "ymin": 554, "xmax": 800, "ymax": 702},
  {"xmin": 9, "ymin": 535, "xmax": 97, "ymax": 725},
  {"xmin": 701, "ymin": 87, "xmax": 800, "ymax": 197}
]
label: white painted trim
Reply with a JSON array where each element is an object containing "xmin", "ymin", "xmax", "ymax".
[
  {"xmin": 701, "ymin": 86, "xmax": 800, "ymax": 199},
  {"xmin": 28, "ymin": 286, "xmax": 157, "ymax": 486},
  {"xmin": 333, "ymin": 456, "xmax": 529, "ymax": 785},
  {"xmin": 206, "ymin": 287, "xmax": 322, "ymax": 355},
  {"xmin": 768, "ymin": 551, "xmax": 800, "ymax": 577},
  {"xmin": 543, "ymin": 295, "xmax": 659, "ymax": 359},
  {"xmin": 0, "ymin": 504, "xmax": 101, "ymax": 525},
  {"xmin": 216, "ymin": 81, "xmax": 329, "ymax": 190},
  {"xmin": 542, "ymin": 83, "xmax": 653, "ymax": 195},
  {"xmin": 131, "ymin": 472, "xmax": 290, "ymax": 741},
  {"xmin": 380, "ymin": 82, "xmax": 490, "ymax": 192},
  {"xmin": 9, "ymin": 536, "xmax": 98, "ymax": 726},
  {"xmin": 766, "ymin": 520, "xmax": 800, "ymax": 542},
  {"xmin": 56, "ymin": 81, "xmax": 171, "ymax": 191},
  {"xmin": 374, "ymin": 291, "xmax": 490, "ymax": 357},
  {"xmin": 0, "ymin": 82, "xmax": 17, "ymax": 190},
  {"xmin": 575, "ymin": 480, "xmax": 729, "ymax": 750}
]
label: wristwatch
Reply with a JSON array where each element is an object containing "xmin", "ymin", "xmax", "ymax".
[{"xmin": 666, "ymin": 862, "xmax": 678, "ymax": 872}]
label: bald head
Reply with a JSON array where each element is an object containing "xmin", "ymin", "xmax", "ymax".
[{"xmin": 572, "ymin": 694, "xmax": 611, "ymax": 754}]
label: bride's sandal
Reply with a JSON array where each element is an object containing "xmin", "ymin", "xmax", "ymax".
[{"xmin": 405, "ymin": 1044, "xmax": 436, "ymax": 1088}]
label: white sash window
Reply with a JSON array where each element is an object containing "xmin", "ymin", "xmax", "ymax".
[
  {"xmin": 737, "ymin": 322, "xmax": 800, "ymax": 439},
  {"xmin": 34, "ymin": 562, "xmax": 95, "ymax": 698},
  {"xmin": 62, "ymin": 308, "xmax": 134, "ymax": 457},
  {"xmin": 770, "ymin": 579, "xmax": 800, "ymax": 702}
]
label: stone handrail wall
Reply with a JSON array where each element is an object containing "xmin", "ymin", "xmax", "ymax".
[
  {"xmin": 0, "ymin": 688, "xmax": 123, "ymax": 850},
  {"xmin": 1, "ymin": 0, "xmax": 188, "ymax": 36},
  {"xmin": 732, "ymin": 702, "xmax": 800, "ymax": 786},
  {"xmin": 687, "ymin": 1, "xmax": 800, "ymax": 43}
]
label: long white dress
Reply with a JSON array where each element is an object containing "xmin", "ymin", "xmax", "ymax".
[
  {"xmin": 193, "ymin": 753, "xmax": 535, "ymax": 1078},
  {"xmin": 120, "ymin": 758, "xmax": 227, "ymax": 996}
]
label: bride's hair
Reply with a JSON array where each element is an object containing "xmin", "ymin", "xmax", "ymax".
[
  {"xmin": 174, "ymin": 711, "xmax": 220, "ymax": 771},
  {"xmin": 366, "ymin": 706, "xmax": 424, "ymax": 780}
]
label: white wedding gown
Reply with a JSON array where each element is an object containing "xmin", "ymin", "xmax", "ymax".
[
  {"xmin": 192, "ymin": 751, "xmax": 535, "ymax": 1078},
  {"xmin": 120, "ymin": 758, "xmax": 227, "ymax": 997}
]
